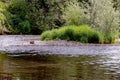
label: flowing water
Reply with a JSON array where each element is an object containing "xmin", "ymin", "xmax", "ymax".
[
  {"xmin": 1, "ymin": 53, "xmax": 120, "ymax": 80},
  {"xmin": 0, "ymin": 35, "xmax": 120, "ymax": 80}
]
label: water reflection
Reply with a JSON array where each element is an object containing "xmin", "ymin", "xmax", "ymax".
[{"xmin": 0, "ymin": 54, "xmax": 120, "ymax": 80}]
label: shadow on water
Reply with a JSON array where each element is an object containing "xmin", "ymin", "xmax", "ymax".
[{"xmin": 1, "ymin": 53, "xmax": 120, "ymax": 80}]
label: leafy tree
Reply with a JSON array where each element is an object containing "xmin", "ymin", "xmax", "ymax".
[
  {"xmin": 82, "ymin": 0, "xmax": 120, "ymax": 38},
  {"xmin": 7, "ymin": 0, "xmax": 31, "ymax": 34},
  {"xmin": 0, "ymin": 1, "xmax": 10, "ymax": 34},
  {"xmin": 62, "ymin": 0, "xmax": 86, "ymax": 26},
  {"xmin": 7, "ymin": 0, "xmax": 68, "ymax": 34}
]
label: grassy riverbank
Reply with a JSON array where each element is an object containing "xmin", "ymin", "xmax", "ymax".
[{"xmin": 41, "ymin": 25, "xmax": 115, "ymax": 43}]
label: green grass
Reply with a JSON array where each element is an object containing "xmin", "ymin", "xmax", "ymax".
[
  {"xmin": 103, "ymin": 33, "xmax": 115, "ymax": 44},
  {"xmin": 41, "ymin": 25, "xmax": 104, "ymax": 43}
]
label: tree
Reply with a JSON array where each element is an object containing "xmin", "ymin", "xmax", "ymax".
[
  {"xmin": 7, "ymin": 0, "xmax": 68, "ymax": 34},
  {"xmin": 62, "ymin": 0, "xmax": 86, "ymax": 26},
  {"xmin": 83, "ymin": 0, "xmax": 119, "ymax": 38},
  {"xmin": 0, "ymin": 1, "xmax": 10, "ymax": 34}
]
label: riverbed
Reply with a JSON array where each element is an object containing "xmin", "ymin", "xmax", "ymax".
[{"xmin": 0, "ymin": 35, "xmax": 120, "ymax": 80}]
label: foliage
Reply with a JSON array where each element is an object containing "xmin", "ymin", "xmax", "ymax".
[
  {"xmin": 12, "ymin": 20, "xmax": 31, "ymax": 34},
  {"xmin": 62, "ymin": 0, "xmax": 85, "ymax": 26},
  {"xmin": 113, "ymin": 0, "xmax": 120, "ymax": 10},
  {"xmin": 6, "ymin": 0, "xmax": 69, "ymax": 34},
  {"xmin": 0, "ymin": 0, "xmax": 119, "ymax": 43},
  {"xmin": 0, "ymin": 1, "xmax": 10, "ymax": 34},
  {"xmin": 82, "ymin": 0, "xmax": 120, "ymax": 39},
  {"xmin": 7, "ymin": 0, "xmax": 30, "ymax": 34},
  {"xmin": 0, "ymin": 1, "xmax": 6, "ymax": 26},
  {"xmin": 41, "ymin": 25, "xmax": 103, "ymax": 43},
  {"xmin": 62, "ymin": 0, "xmax": 120, "ymax": 42}
]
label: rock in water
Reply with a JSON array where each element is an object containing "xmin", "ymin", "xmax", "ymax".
[{"xmin": 30, "ymin": 41, "xmax": 34, "ymax": 44}]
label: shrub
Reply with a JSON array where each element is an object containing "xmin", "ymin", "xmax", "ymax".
[
  {"xmin": 80, "ymin": 36, "xmax": 88, "ymax": 43},
  {"xmin": 41, "ymin": 30, "xmax": 52, "ymax": 41},
  {"xmin": 103, "ymin": 33, "xmax": 115, "ymax": 43},
  {"xmin": 57, "ymin": 27, "xmax": 74, "ymax": 40},
  {"xmin": 41, "ymin": 25, "xmax": 103, "ymax": 43}
]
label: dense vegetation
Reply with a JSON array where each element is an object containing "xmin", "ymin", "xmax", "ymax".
[
  {"xmin": 41, "ymin": 25, "xmax": 103, "ymax": 43},
  {"xmin": 0, "ymin": 0, "xmax": 67, "ymax": 34},
  {"xmin": 0, "ymin": 0, "xmax": 120, "ymax": 43}
]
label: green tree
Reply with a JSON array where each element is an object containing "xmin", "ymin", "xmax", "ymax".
[
  {"xmin": 62, "ymin": 0, "xmax": 86, "ymax": 26},
  {"xmin": 83, "ymin": 0, "xmax": 119, "ymax": 39},
  {"xmin": 7, "ymin": 0, "xmax": 68, "ymax": 34},
  {"xmin": 0, "ymin": 1, "xmax": 10, "ymax": 34},
  {"xmin": 7, "ymin": 0, "xmax": 31, "ymax": 34}
]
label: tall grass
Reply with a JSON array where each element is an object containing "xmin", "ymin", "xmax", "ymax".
[{"xmin": 41, "ymin": 25, "xmax": 104, "ymax": 43}]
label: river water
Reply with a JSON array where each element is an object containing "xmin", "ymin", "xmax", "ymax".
[
  {"xmin": 1, "ymin": 54, "xmax": 120, "ymax": 80},
  {"xmin": 0, "ymin": 35, "xmax": 120, "ymax": 80}
]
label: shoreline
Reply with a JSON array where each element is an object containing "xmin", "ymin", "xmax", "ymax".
[
  {"xmin": 0, "ymin": 35, "xmax": 120, "ymax": 46},
  {"xmin": 0, "ymin": 35, "xmax": 120, "ymax": 56}
]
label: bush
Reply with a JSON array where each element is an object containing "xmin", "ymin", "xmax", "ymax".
[
  {"xmin": 41, "ymin": 30, "xmax": 52, "ymax": 40},
  {"xmin": 41, "ymin": 25, "xmax": 103, "ymax": 43},
  {"xmin": 103, "ymin": 33, "xmax": 115, "ymax": 43}
]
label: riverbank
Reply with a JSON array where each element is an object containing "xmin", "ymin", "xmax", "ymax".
[
  {"xmin": 0, "ymin": 35, "xmax": 120, "ymax": 56},
  {"xmin": 0, "ymin": 35, "xmax": 120, "ymax": 46}
]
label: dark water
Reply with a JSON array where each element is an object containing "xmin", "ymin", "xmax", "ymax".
[{"xmin": 1, "ymin": 53, "xmax": 120, "ymax": 80}]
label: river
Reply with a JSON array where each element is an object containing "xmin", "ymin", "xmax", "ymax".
[{"xmin": 0, "ymin": 35, "xmax": 120, "ymax": 80}]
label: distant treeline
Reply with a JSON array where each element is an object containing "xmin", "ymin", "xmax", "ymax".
[{"xmin": 0, "ymin": 0, "xmax": 119, "ymax": 35}]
